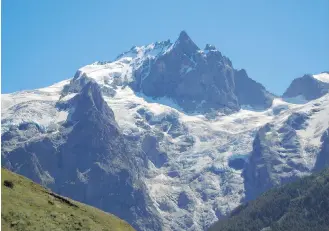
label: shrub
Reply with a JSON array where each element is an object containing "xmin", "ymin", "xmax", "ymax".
[{"xmin": 4, "ymin": 180, "xmax": 14, "ymax": 189}]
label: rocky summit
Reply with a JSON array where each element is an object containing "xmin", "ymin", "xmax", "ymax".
[
  {"xmin": 2, "ymin": 31, "xmax": 329, "ymax": 231},
  {"xmin": 131, "ymin": 31, "xmax": 274, "ymax": 113}
]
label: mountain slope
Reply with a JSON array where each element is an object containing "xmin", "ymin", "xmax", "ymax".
[
  {"xmin": 1, "ymin": 168, "xmax": 135, "ymax": 231},
  {"xmin": 209, "ymin": 168, "xmax": 329, "ymax": 231}
]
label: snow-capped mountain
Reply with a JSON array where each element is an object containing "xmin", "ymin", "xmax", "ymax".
[{"xmin": 2, "ymin": 31, "xmax": 329, "ymax": 231}]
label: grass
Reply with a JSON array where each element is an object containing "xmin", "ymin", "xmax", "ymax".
[{"xmin": 1, "ymin": 168, "xmax": 135, "ymax": 231}]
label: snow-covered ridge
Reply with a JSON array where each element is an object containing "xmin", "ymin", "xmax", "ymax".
[
  {"xmin": 313, "ymin": 72, "xmax": 329, "ymax": 83},
  {"xmin": 72, "ymin": 40, "xmax": 173, "ymax": 87}
]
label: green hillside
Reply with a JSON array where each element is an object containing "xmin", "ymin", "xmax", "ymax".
[
  {"xmin": 1, "ymin": 168, "xmax": 135, "ymax": 231},
  {"xmin": 209, "ymin": 168, "xmax": 329, "ymax": 231}
]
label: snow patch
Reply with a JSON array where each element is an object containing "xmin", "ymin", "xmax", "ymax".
[{"xmin": 313, "ymin": 73, "xmax": 329, "ymax": 83}]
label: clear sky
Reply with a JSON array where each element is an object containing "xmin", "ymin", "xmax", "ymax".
[{"xmin": 2, "ymin": 0, "xmax": 329, "ymax": 94}]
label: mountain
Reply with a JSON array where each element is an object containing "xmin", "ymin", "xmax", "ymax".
[
  {"xmin": 208, "ymin": 168, "xmax": 329, "ymax": 231},
  {"xmin": 283, "ymin": 72, "xmax": 329, "ymax": 102},
  {"xmin": 130, "ymin": 31, "xmax": 274, "ymax": 113},
  {"xmin": 1, "ymin": 168, "xmax": 135, "ymax": 231},
  {"xmin": 2, "ymin": 31, "xmax": 329, "ymax": 231}
]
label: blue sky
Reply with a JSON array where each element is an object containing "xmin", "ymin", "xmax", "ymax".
[{"xmin": 2, "ymin": 0, "xmax": 329, "ymax": 94}]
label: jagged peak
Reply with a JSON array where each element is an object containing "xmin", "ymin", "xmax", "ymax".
[
  {"xmin": 155, "ymin": 39, "xmax": 171, "ymax": 46},
  {"xmin": 71, "ymin": 80, "xmax": 116, "ymax": 121},
  {"xmin": 175, "ymin": 30, "xmax": 196, "ymax": 46},
  {"xmin": 203, "ymin": 43, "xmax": 224, "ymax": 59},
  {"xmin": 171, "ymin": 30, "xmax": 199, "ymax": 55}
]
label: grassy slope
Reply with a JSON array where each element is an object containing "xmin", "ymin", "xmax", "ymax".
[
  {"xmin": 1, "ymin": 168, "xmax": 135, "ymax": 231},
  {"xmin": 209, "ymin": 168, "xmax": 329, "ymax": 231}
]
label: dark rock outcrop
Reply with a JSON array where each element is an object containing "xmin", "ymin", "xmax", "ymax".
[{"xmin": 228, "ymin": 157, "xmax": 246, "ymax": 170}]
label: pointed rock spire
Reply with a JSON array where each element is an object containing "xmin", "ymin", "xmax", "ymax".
[
  {"xmin": 177, "ymin": 30, "xmax": 190, "ymax": 41},
  {"xmin": 173, "ymin": 30, "xmax": 199, "ymax": 55}
]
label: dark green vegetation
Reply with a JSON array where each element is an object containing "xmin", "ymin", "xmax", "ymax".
[
  {"xmin": 209, "ymin": 168, "xmax": 329, "ymax": 231},
  {"xmin": 1, "ymin": 168, "xmax": 135, "ymax": 231}
]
